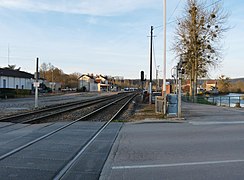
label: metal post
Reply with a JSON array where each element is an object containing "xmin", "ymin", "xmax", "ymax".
[
  {"xmin": 178, "ymin": 69, "xmax": 182, "ymax": 118},
  {"xmin": 156, "ymin": 68, "xmax": 159, "ymax": 91},
  {"xmin": 35, "ymin": 57, "xmax": 39, "ymax": 109},
  {"xmin": 149, "ymin": 82, "xmax": 152, "ymax": 104},
  {"xmin": 52, "ymin": 69, "xmax": 54, "ymax": 92},
  {"xmin": 229, "ymin": 96, "xmax": 231, "ymax": 107},
  {"xmin": 149, "ymin": 26, "xmax": 153, "ymax": 104},
  {"xmin": 163, "ymin": 0, "xmax": 167, "ymax": 115}
]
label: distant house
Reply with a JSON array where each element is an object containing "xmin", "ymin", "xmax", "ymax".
[
  {"xmin": 44, "ymin": 82, "xmax": 62, "ymax": 92},
  {"xmin": 95, "ymin": 75, "xmax": 110, "ymax": 92},
  {"xmin": 205, "ymin": 80, "xmax": 218, "ymax": 91},
  {"xmin": 78, "ymin": 74, "xmax": 114, "ymax": 92},
  {"xmin": 204, "ymin": 80, "xmax": 219, "ymax": 94},
  {"xmin": 78, "ymin": 74, "xmax": 98, "ymax": 92},
  {"xmin": 0, "ymin": 68, "xmax": 34, "ymax": 90}
]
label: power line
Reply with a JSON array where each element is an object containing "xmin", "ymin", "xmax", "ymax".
[
  {"xmin": 152, "ymin": 39, "xmax": 157, "ymax": 71},
  {"xmin": 168, "ymin": 0, "xmax": 182, "ymax": 22},
  {"xmin": 154, "ymin": 0, "xmax": 223, "ymax": 30}
]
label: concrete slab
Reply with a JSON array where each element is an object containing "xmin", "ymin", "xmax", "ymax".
[
  {"xmin": 0, "ymin": 124, "xmax": 30, "ymax": 134},
  {"xmin": 0, "ymin": 122, "xmax": 13, "ymax": 128},
  {"xmin": 0, "ymin": 122, "xmax": 109, "ymax": 179},
  {"xmin": 61, "ymin": 123, "xmax": 123, "ymax": 180},
  {"xmin": 61, "ymin": 172, "xmax": 100, "ymax": 180},
  {"xmin": 0, "ymin": 167, "xmax": 55, "ymax": 180},
  {"xmin": 27, "ymin": 141, "xmax": 81, "ymax": 153},
  {"xmin": 0, "ymin": 156, "xmax": 65, "ymax": 171},
  {"xmin": 11, "ymin": 149, "xmax": 74, "ymax": 161}
]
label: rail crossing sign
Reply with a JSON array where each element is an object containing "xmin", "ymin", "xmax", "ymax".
[{"xmin": 33, "ymin": 82, "xmax": 40, "ymax": 87}]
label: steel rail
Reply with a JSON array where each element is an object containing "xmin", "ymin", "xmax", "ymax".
[
  {"xmin": 53, "ymin": 93, "xmax": 137, "ymax": 180},
  {"xmin": 0, "ymin": 94, "xmax": 119, "ymax": 122},
  {"xmin": 0, "ymin": 93, "xmax": 125, "ymax": 124},
  {"xmin": 0, "ymin": 93, "xmax": 134, "ymax": 161},
  {"xmin": 21, "ymin": 95, "xmax": 122, "ymax": 124}
]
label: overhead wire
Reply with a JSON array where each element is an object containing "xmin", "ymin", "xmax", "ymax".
[
  {"xmin": 154, "ymin": 0, "xmax": 182, "ymax": 29},
  {"xmin": 152, "ymin": 37, "xmax": 157, "ymax": 71},
  {"xmin": 154, "ymin": 0, "xmax": 224, "ymax": 30},
  {"xmin": 168, "ymin": 0, "xmax": 182, "ymax": 22}
]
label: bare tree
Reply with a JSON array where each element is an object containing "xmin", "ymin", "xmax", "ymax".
[
  {"xmin": 218, "ymin": 75, "xmax": 230, "ymax": 94},
  {"xmin": 39, "ymin": 62, "xmax": 81, "ymax": 89},
  {"xmin": 5, "ymin": 64, "xmax": 20, "ymax": 70},
  {"xmin": 40, "ymin": 63, "xmax": 48, "ymax": 79},
  {"xmin": 173, "ymin": 0, "xmax": 229, "ymax": 97}
]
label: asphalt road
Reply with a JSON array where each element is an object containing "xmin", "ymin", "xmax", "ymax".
[{"xmin": 100, "ymin": 103, "xmax": 244, "ymax": 180}]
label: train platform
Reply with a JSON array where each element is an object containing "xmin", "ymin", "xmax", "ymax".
[{"xmin": 100, "ymin": 102, "xmax": 244, "ymax": 180}]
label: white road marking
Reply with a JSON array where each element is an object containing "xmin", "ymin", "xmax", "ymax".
[
  {"xmin": 189, "ymin": 121, "xmax": 244, "ymax": 125},
  {"xmin": 112, "ymin": 159, "xmax": 244, "ymax": 170}
]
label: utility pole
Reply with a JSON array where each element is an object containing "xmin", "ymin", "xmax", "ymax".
[
  {"xmin": 177, "ymin": 61, "xmax": 182, "ymax": 118},
  {"xmin": 7, "ymin": 44, "xmax": 10, "ymax": 66},
  {"xmin": 156, "ymin": 65, "xmax": 160, "ymax": 91},
  {"xmin": 141, "ymin": 70, "xmax": 145, "ymax": 102},
  {"xmin": 163, "ymin": 0, "xmax": 167, "ymax": 115},
  {"xmin": 178, "ymin": 70, "xmax": 182, "ymax": 118},
  {"xmin": 34, "ymin": 58, "xmax": 39, "ymax": 109},
  {"xmin": 149, "ymin": 26, "xmax": 153, "ymax": 104},
  {"xmin": 156, "ymin": 68, "xmax": 159, "ymax": 91}
]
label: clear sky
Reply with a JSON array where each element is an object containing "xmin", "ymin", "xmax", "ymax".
[{"xmin": 0, "ymin": 0, "xmax": 243, "ymax": 79}]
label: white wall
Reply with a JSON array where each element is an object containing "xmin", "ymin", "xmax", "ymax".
[
  {"xmin": 79, "ymin": 80, "xmax": 98, "ymax": 92},
  {"xmin": 0, "ymin": 76, "xmax": 32, "ymax": 90},
  {"xmin": 90, "ymin": 82, "xmax": 98, "ymax": 91}
]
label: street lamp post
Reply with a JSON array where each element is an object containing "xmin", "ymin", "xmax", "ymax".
[
  {"xmin": 177, "ymin": 62, "xmax": 182, "ymax": 118},
  {"xmin": 34, "ymin": 57, "xmax": 39, "ymax": 109},
  {"xmin": 163, "ymin": 0, "xmax": 167, "ymax": 115},
  {"xmin": 149, "ymin": 26, "xmax": 153, "ymax": 104}
]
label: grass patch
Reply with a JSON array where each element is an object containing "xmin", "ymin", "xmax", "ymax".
[
  {"xmin": 129, "ymin": 104, "xmax": 165, "ymax": 121},
  {"xmin": 112, "ymin": 119, "xmax": 130, "ymax": 123}
]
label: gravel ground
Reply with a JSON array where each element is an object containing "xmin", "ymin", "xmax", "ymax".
[
  {"xmin": 116, "ymin": 95, "xmax": 164, "ymax": 122},
  {"xmin": 0, "ymin": 92, "xmax": 162, "ymax": 121},
  {"xmin": 0, "ymin": 92, "xmax": 116, "ymax": 118}
]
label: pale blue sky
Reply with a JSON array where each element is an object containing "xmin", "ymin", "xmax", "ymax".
[{"xmin": 0, "ymin": 0, "xmax": 243, "ymax": 79}]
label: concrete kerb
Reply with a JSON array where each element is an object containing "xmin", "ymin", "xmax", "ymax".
[{"xmin": 129, "ymin": 118, "xmax": 185, "ymax": 124}]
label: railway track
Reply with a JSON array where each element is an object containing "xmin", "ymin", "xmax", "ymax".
[
  {"xmin": 0, "ymin": 92, "xmax": 138, "ymax": 179},
  {"xmin": 0, "ymin": 92, "xmax": 129, "ymax": 125}
]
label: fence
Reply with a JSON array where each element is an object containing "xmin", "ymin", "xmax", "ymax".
[{"xmin": 182, "ymin": 95, "xmax": 244, "ymax": 108}]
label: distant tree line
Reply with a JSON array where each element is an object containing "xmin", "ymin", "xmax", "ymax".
[
  {"xmin": 217, "ymin": 75, "xmax": 244, "ymax": 94},
  {"xmin": 39, "ymin": 63, "xmax": 142, "ymax": 90},
  {"xmin": 39, "ymin": 62, "xmax": 81, "ymax": 89}
]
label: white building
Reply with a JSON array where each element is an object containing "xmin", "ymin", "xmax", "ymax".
[
  {"xmin": 78, "ymin": 74, "xmax": 111, "ymax": 92},
  {"xmin": 78, "ymin": 74, "xmax": 98, "ymax": 92},
  {"xmin": 95, "ymin": 75, "xmax": 110, "ymax": 92},
  {"xmin": 0, "ymin": 68, "xmax": 34, "ymax": 90}
]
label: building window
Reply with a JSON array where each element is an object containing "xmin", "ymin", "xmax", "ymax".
[{"xmin": 3, "ymin": 79, "xmax": 6, "ymax": 88}]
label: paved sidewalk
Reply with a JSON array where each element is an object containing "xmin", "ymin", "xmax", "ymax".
[
  {"xmin": 182, "ymin": 102, "xmax": 244, "ymax": 121},
  {"xmin": 100, "ymin": 103, "xmax": 244, "ymax": 180}
]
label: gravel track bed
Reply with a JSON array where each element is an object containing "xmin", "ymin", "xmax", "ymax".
[
  {"xmin": 35, "ymin": 98, "xmax": 118, "ymax": 123},
  {"xmin": 0, "ymin": 92, "xmax": 115, "ymax": 118},
  {"xmin": 85, "ymin": 95, "xmax": 136, "ymax": 122}
]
